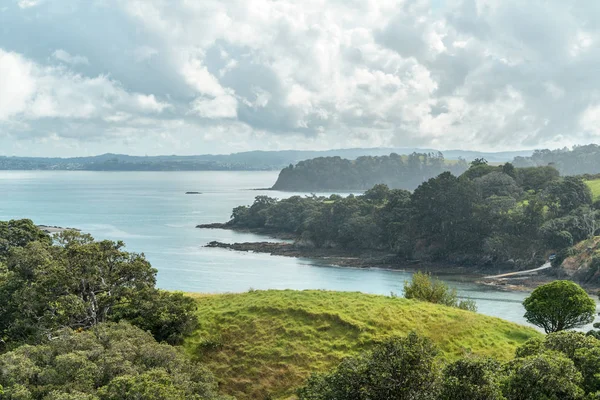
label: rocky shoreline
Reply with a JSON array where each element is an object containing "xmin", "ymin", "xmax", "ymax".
[{"xmin": 197, "ymin": 224, "xmax": 582, "ymax": 292}]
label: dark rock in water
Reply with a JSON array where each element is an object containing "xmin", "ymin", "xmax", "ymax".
[
  {"xmin": 185, "ymin": 191, "xmax": 202, "ymax": 194},
  {"xmin": 197, "ymin": 223, "xmax": 229, "ymax": 229}
]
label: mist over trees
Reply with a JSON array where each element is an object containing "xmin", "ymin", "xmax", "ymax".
[
  {"xmin": 513, "ymin": 144, "xmax": 600, "ymax": 176},
  {"xmin": 272, "ymin": 152, "xmax": 469, "ymax": 191}
]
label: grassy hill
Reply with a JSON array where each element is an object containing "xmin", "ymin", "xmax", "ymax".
[{"xmin": 184, "ymin": 290, "xmax": 541, "ymax": 399}]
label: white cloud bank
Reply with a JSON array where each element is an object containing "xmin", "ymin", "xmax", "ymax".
[{"xmin": 4, "ymin": 0, "xmax": 600, "ymax": 156}]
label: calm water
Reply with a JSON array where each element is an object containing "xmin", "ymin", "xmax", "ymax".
[{"xmin": 1, "ymin": 170, "xmax": 593, "ymax": 329}]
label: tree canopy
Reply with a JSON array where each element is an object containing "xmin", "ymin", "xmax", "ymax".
[{"xmin": 523, "ymin": 280, "xmax": 596, "ymax": 333}]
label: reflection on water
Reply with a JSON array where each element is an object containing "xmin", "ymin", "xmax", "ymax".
[{"xmin": 1, "ymin": 170, "xmax": 598, "ymax": 331}]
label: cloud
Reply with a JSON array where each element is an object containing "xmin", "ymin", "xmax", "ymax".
[
  {"xmin": 0, "ymin": 48, "xmax": 170, "ymax": 123},
  {"xmin": 17, "ymin": 0, "xmax": 42, "ymax": 9},
  {"xmin": 5, "ymin": 0, "xmax": 600, "ymax": 156},
  {"xmin": 52, "ymin": 49, "xmax": 89, "ymax": 65},
  {"xmin": 190, "ymin": 94, "xmax": 238, "ymax": 119}
]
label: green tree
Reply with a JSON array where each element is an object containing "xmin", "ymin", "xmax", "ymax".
[
  {"xmin": 0, "ymin": 322, "xmax": 225, "ymax": 400},
  {"xmin": 523, "ymin": 281, "xmax": 596, "ymax": 333},
  {"xmin": 502, "ymin": 352, "xmax": 584, "ymax": 400},
  {"xmin": 440, "ymin": 357, "xmax": 506, "ymax": 400},
  {"xmin": 516, "ymin": 331, "xmax": 600, "ymax": 395},
  {"xmin": 297, "ymin": 333, "xmax": 440, "ymax": 400},
  {"xmin": 0, "ymin": 227, "xmax": 197, "ymax": 346},
  {"xmin": 0, "ymin": 219, "xmax": 51, "ymax": 261}
]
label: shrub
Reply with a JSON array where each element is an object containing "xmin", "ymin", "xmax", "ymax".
[{"xmin": 404, "ymin": 272, "xmax": 477, "ymax": 312}]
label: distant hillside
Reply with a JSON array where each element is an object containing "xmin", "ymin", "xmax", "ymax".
[
  {"xmin": 185, "ymin": 290, "xmax": 540, "ymax": 400},
  {"xmin": 513, "ymin": 144, "xmax": 600, "ymax": 175},
  {"xmin": 272, "ymin": 152, "xmax": 469, "ymax": 191},
  {"xmin": 0, "ymin": 147, "xmax": 531, "ymax": 171}
]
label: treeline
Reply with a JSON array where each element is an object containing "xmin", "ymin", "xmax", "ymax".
[
  {"xmin": 271, "ymin": 152, "xmax": 469, "ymax": 191},
  {"xmin": 298, "ymin": 330, "xmax": 600, "ymax": 400},
  {"xmin": 0, "ymin": 220, "xmax": 226, "ymax": 399},
  {"xmin": 229, "ymin": 161, "xmax": 599, "ymax": 272},
  {"xmin": 513, "ymin": 144, "xmax": 600, "ymax": 176}
]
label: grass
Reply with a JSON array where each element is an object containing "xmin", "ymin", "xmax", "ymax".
[
  {"xmin": 586, "ymin": 178, "xmax": 600, "ymax": 200},
  {"xmin": 185, "ymin": 290, "xmax": 541, "ymax": 399}
]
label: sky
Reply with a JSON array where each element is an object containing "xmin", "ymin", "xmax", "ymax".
[{"xmin": 1, "ymin": 0, "xmax": 600, "ymax": 157}]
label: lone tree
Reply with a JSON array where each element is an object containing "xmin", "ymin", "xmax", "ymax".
[{"xmin": 523, "ymin": 280, "xmax": 596, "ymax": 333}]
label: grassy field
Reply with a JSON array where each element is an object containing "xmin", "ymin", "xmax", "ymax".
[
  {"xmin": 185, "ymin": 290, "xmax": 541, "ymax": 399},
  {"xmin": 586, "ymin": 178, "xmax": 600, "ymax": 200}
]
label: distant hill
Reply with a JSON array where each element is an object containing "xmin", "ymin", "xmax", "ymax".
[
  {"xmin": 0, "ymin": 147, "xmax": 532, "ymax": 171},
  {"xmin": 271, "ymin": 152, "xmax": 470, "ymax": 191},
  {"xmin": 185, "ymin": 290, "xmax": 540, "ymax": 400}
]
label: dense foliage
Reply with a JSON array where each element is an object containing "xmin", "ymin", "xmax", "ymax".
[
  {"xmin": 228, "ymin": 162, "xmax": 596, "ymax": 269},
  {"xmin": 513, "ymin": 144, "xmax": 600, "ymax": 176},
  {"xmin": 0, "ymin": 322, "xmax": 224, "ymax": 400},
  {"xmin": 298, "ymin": 331, "xmax": 600, "ymax": 400},
  {"xmin": 523, "ymin": 280, "xmax": 596, "ymax": 333},
  {"xmin": 0, "ymin": 220, "xmax": 225, "ymax": 399},
  {"xmin": 272, "ymin": 152, "xmax": 469, "ymax": 191},
  {"xmin": 0, "ymin": 221, "xmax": 197, "ymax": 346}
]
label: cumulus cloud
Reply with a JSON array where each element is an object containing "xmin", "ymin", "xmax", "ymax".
[
  {"xmin": 0, "ymin": 49, "xmax": 170, "ymax": 124},
  {"xmin": 4, "ymin": 0, "xmax": 600, "ymax": 156}
]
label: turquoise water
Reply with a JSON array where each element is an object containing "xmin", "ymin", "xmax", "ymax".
[{"xmin": 0, "ymin": 170, "xmax": 588, "ymax": 329}]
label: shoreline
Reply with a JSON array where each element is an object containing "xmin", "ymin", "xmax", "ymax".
[
  {"xmin": 197, "ymin": 225, "xmax": 600, "ymax": 294},
  {"xmin": 202, "ymin": 239, "xmax": 547, "ymax": 292}
]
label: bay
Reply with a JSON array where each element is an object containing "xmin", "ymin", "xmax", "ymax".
[{"xmin": 0, "ymin": 170, "xmax": 588, "ymax": 330}]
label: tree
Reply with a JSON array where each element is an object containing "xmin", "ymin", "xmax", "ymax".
[
  {"xmin": 0, "ymin": 322, "xmax": 225, "ymax": 400},
  {"xmin": 440, "ymin": 357, "xmax": 506, "ymax": 400},
  {"xmin": 0, "ymin": 226, "xmax": 197, "ymax": 346},
  {"xmin": 297, "ymin": 333, "xmax": 440, "ymax": 400},
  {"xmin": 502, "ymin": 352, "xmax": 585, "ymax": 400},
  {"xmin": 523, "ymin": 281, "xmax": 596, "ymax": 333},
  {"xmin": 403, "ymin": 272, "xmax": 477, "ymax": 312},
  {"xmin": 545, "ymin": 177, "xmax": 593, "ymax": 217}
]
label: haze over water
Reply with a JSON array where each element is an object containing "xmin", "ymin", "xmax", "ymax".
[{"xmin": 0, "ymin": 170, "xmax": 554, "ymax": 328}]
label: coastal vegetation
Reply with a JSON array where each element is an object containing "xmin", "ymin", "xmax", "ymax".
[
  {"xmin": 2, "ymin": 219, "xmax": 600, "ymax": 399},
  {"xmin": 0, "ymin": 219, "xmax": 224, "ymax": 399},
  {"xmin": 185, "ymin": 290, "xmax": 540, "ymax": 399},
  {"xmin": 217, "ymin": 161, "xmax": 598, "ymax": 275}
]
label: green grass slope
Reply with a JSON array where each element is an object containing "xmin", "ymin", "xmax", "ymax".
[{"xmin": 185, "ymin": 290, "xmax": 540, "ymax": 399}]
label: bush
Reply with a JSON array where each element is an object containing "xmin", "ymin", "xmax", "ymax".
[
  {"xmin": 297, "ymin": 333, "xmax": 440, "ymax": 400},
  {"xmin": 404, "ymin": 272, "xmax": 477, "ymax": 312}
]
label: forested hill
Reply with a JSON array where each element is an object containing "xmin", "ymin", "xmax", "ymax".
[
  {"xmin": 228, "ymin": 162, "xmax": 600, "ymax": 275},
  {"xmin": 272, "ymin": 152, "xmax": 469, "ymax": 191},
  {"xmin": 0, "ymin": 148, "xmax": 529, "ymax": 171},
  {"xmin": 513, "ymin": 144, "xmax": 600, "ymax": 175}
]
